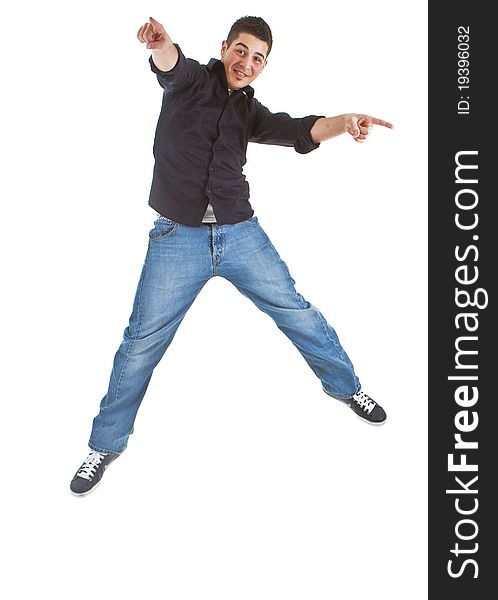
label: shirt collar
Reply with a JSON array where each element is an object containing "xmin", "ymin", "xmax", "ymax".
[{"xmin": 207, "ymin": 58, "xmax": 255, "ymax": 99}]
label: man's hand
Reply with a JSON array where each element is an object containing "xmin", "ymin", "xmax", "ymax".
[
  {"xmin": 311, "ymin": 114, "xmax": 393, "ymax": 144},
  {"xmin": 345, "ymin": 114, "xmax": 394, "ymax": 143},
  {"xmin": 137, "ymin": 17, "xmax": 178, "ymax": 72},
  {"xmin": 137, "ymin": 17, "xmax": 170, "ymax": 50}
]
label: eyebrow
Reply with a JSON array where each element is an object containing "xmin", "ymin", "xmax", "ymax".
[{"xmin": 234, "ymin": 42, "xmax": 266, "ymax": 60}]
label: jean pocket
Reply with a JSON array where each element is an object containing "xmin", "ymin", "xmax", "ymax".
[{"xmin": 149, "ymin": 218, "xmax": 178, "ymax": 241}]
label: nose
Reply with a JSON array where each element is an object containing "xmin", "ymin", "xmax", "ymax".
[{"xmin": 238, "ymin": 56, "xmax": 251, "ymax": 74}]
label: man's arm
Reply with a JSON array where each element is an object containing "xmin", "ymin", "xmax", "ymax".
[
  {"xmin": 249, "ymin": 100, "xmax": 324, "ymax": 154},
  {"xmin": 137, "ymin": 16, "xmax": 178, "ymax": 72},
  {"xmin": 311, "ymin": 114, "xmax": 394, "ymax": 144}
]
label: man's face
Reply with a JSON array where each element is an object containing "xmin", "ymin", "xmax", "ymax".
[{"xmin": 220, "ymin": 33, "xmax": 268, "ymax": 90}]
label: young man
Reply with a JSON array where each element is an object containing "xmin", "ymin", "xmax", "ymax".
[{"xmin": 70, "ymin": 16, "xmax": 393, "ymax": 497}]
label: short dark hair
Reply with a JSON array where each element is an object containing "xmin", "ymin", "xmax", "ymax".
[{"xmin": 226, "ymin": 16, "xmax": 273, "ymax": 56}]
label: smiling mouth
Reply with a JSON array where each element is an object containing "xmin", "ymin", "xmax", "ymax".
[{"xmin": 233, "ymin": 69, "xmax": 248, "ymax": 80}]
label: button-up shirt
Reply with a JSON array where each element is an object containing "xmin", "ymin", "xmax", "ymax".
[{"xmin": 148, "ymin": 46, "xmax": 324, "ymax": 226}]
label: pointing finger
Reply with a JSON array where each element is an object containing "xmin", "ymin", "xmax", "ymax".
[
  {"xmin": 368, "ymin": 117, "xmax": 394, "ymax": 129},
  {"xmin": 149, "ymin": 16, "xmax": 161, "ymax": 31}
]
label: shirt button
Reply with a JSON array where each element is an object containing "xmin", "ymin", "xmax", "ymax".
[
  {"xmin": 210, "ymin": 167, "xmax": 214, "ymax": 172},
  {"xmin": 207, "ymin": 189, "xmax": 211, "ymax": 194}
]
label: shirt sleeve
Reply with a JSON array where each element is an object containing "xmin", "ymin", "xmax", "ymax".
[
  {"xmin": 249, "ymin": 99, "xmax": 324, "ymax": 154},
  {"xmin": 148, "ymin": 44, "xmax": 202, "ymax": 92}
]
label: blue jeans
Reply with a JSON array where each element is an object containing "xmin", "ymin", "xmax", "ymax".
[{"xmin": 89, "ymin": 216, "xmax": 360, "ymax": 454}]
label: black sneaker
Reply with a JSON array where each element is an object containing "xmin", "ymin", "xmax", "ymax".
[
  {"xmin": 70, "ymin": 450, "xmax": 118, "ymax": 497},
  {"xmin": 347, "ymin": 390, "xmax": 387, "ymax": 425},
  {"xmin": 323, "ymin": 387, "xmax": 387, "ymax": 425}
]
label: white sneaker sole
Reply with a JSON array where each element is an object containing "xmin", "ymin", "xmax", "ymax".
[{"xmin": 353, "ymin": 411, "xmax": 387, "ymax": 426}]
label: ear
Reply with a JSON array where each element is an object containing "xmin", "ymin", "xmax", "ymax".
[{"xmin": 220, "ymin": 40, "xmax": 228, "ymax": 57}]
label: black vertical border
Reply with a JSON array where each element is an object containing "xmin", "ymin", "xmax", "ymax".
[{"xmin": 429, "ymin": 2, "xmax": 493, "ymax": 598}]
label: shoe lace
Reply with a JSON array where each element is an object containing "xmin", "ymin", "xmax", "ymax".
[
  {"xmin": 353, "ymin": 391, "xmax": 376, "ymax": 415},
  {"xmin": 77, "ymin": 451, "xmax": 106, "ymax": 481}
]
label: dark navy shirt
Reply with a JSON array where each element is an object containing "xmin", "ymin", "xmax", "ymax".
[{"xmin": 148, "ymin": 46, "xmax": 324, "ymax": 226}]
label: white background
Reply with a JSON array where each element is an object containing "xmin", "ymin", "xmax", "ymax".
[{"xmin": 1, "ymin": 1, "xmax": 427, "ymax": 598}]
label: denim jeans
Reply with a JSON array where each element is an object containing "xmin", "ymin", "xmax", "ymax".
[{"xmin": 89, "ymin": 216, "xmax": 360, "ymax": 454}]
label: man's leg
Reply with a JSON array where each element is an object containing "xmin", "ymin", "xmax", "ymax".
[
  {"xmin": 88, "ymin": 218, "xmax": 212, "ymax": 455},
  {"xmin": 218, "ymin": 217, "xmax": 359, "ymax": 399}
]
